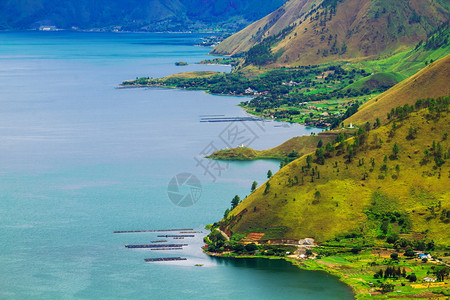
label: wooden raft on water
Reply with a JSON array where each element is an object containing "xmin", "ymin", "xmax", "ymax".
[
  {"xmin": 114, "ymin": 229, "xmax": 193, "ymax": 234},
  {"xmin": 125, "ymin": 244, "xmax": 187, "ymax": 249}
]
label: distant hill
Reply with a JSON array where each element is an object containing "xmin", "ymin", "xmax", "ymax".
[
  {"xmin": 0, "ymin": 0, "xmax": 287, "ymax": 32},
  {"xmin": 212, "ymin": 0, "xmax": 449, "ymax": 66},
  {"xmin": 346, "ymin": 54, "xmax": 450, "ymax": 125},
  {"xmin": 221, "ymin": 102, "xmax": 450, "ymax": 244}
]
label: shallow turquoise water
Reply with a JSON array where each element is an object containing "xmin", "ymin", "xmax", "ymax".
[{"xmin": 0, "ymin": 32, "xmax": 354, "ymax": 299}]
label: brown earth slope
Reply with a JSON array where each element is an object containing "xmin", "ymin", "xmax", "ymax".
[{"xmin": 212, "ymin": 0, "xmax": 449, "ymax": 66}]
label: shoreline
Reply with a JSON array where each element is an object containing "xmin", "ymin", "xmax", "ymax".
[
  {"xmin": 204, "ymin": 251, "xmax": 358, "ymax": 298},
  {"xmin": 204, "ymin": 250, "xmax": 450, "ymax": 299},
  {"xmin": 116, "ymin": 83, "xmax": 318, "ymax": 126}
]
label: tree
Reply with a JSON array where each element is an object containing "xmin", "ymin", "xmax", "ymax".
[
  {"xmin": 231, "ymin": 195, "xmax": 241, "ymax": 209},
  {"xmin": 380, "ymin": 283, "xmax": 395, "ymax": 294},
  {"xmin": 435, "ymin": 267, "xmax": 449, "ymax": 281},
  {"xmin": 317, "ymin": 139, "xmax": 323, "ymax": 148},
  {"xmin": 404, "ymin": 248, "xmax": 415, "ymax": 257},
  {"xmin": 351, "ymin": 246, "xmax": 362, "ymax": 254},
  {"xmin": 406, "ymin": 126, "xmax": 418, "ymax": 140},
  {"xmin": 374, "ymin": 269, "xmax": 384, "ymax": 279},
  {"xmin": 264, "ymin": 182, "xmax": 271, "ymax": 194},
  {"xmin": 306, "ymin": 155, "xmax": 313, "ymax": 168},
  {"xmin": 386, "ymin": 234, "xmax": 399, "ymax": 244},
  {"xmin": 315, "ymin": 148, "xmax": 325, "ymax": 165},
  {"xmin": 390, "ymin": 253, "xmax": 399, "ymax": 260},
  {"xmin": 406, "ymin": 273, "xmax": 417, "ymax": 282},
  {"xmin": 244, "ymin": 243, "xmax": 258, "ymax": 252},
  {"xmin": 314, "ymin": 190, "xmax": 321, "ymax": 200},
  {"xmin": 251, "ymin": 181, "xmax": 258, "ymax": 192},
  {"xmin": 267, "ymin": 170, "xmax": 273, "ymax": 178},
  {"xmin": 375, "ymin": 117, "xmax": 381, "ymax": 128},
  {"xmin": 233, "ymin": 243, "xmax": 245, "ymax": 253},
  {"xmin": 392, "ymin": 143, "xmax": 399, "ymax": 159}
]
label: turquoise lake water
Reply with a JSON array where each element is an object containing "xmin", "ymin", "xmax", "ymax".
[{"xmin": 0, "ymin": 31, "xmax": 354, "ymax": 299}]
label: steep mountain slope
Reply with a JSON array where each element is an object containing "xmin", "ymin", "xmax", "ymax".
[
  {"xmin": 212, "ymin": 0, "xmax": 449, "ymax": 66},
  {"xmin": 349, "ymin": 21, "xmax": 450, "ymax": 78},
  {"xmin": 223, "ymin": 103, "xmax": 450, "ymax": 244},
  {"xmin": 212, "ymin": 0, "xmax": 319, "ymax": 55},
  {"xmin": 0, "ymin": 0, "xmax": 287, "ymax": 32},
  {"xmin": 346, "ymin": 54, "xmax": 450, "ymax": 125}
]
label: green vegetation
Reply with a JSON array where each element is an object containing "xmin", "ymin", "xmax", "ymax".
[
  {"xmin": 198, "ymin": 57, "xmax": 241, "ymax": 66},
  {"xmin": 346, "ymin": 54, "xmax": 450, "ymax": 125},
  {"xmin": 208, "ymin": 134, "xmax": 336, "ymax": 161},
  {"xmin": 302, "ymin": 250, "xmax": 450, "ymax": 298},
  {"xmin": 349, "ymin": 21, "xmax": 450, "ymax": 78},
  {"xmin": 123, "ymin": 64, "xmax": 380, "ymax": 128},
  {"xmin": 211, "ymin": 97, "xmax": 450, "ymax": 244}
]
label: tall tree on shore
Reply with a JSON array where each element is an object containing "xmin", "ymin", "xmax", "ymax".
[
  {"xmin": 251, "ymin": 181, "xmax": 258, "ymax": 192},
  {"xmin": 231, "ymin": 195, "xmax": 241, "ymax": 209}
]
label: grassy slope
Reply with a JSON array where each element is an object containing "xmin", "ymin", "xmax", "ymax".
[
  {"xmin": 212, "ymin": 0, "xmax": 449, "ymax": 66},
  {"xmin": 346, "ymin": 54, "xmax": 450, "ymax": 125},
  {"xmin": 347, "ymin": 22, "xmax": 450, "ymax": 80},
  {"xmin": 226, "ymin": 109, "xmax": 450, "ymax": 244},
  {"xmin": 344, "ymin": 72, "xmax": 406, "ymax": 92},
  {"xmin": 208, "ymin": 134, "xmax": 336, "ymax": 160}
]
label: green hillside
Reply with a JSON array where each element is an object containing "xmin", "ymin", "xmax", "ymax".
[
  {"xmin": 344, "ymin": 72, "xmax": 405, "ymax": 93},
  {"xmin": 219, "ymin": 98, "xmax": 449, "ymax": 244},
  {"xmin": 346, "ymin": 54, "xmax": 450, "ymax": 125},
  {"xmin": 349, "ymin": 21, "xmax": 450, "ymax": 78}
]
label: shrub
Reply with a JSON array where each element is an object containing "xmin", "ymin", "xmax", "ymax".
[
  {"xmin": 406, "ymin": 273, "xmax": 417, "ymax": 282},
  {"xmin": 390, "ymin": 253, "xmax": 399, "ymax": 260},
  {"xmin": 244, "ymin": 243, "xmax": 258, "ymax": 252}
]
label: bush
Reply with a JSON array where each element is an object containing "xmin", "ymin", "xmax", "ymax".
[
  {"xmin": 351, "ymin": 246, "xmax": 362, "ymax": 254},
  {"xmin": 233, "ymin": 243, "xmax": 245, "ymax": 253},
  {"xmin": 386, "ymin": 234, "xmax": 399, "ymax": 244},
  {"xmin": 244, "ymin": 243, "xmax": 258, "ymax": 252},
  {"xmin": 404, "ymin": 248, "xmax": 415, "ymax": 257},
  {"xmin": 380, "ymin": 283, "xmax": 395, "ymax": 293},
  {"xmin": 390, "ymin": 253, "xmax": 399, "ymax": 260},
  {"xmin": 406, "ymin": 273, "xmax": 417, "ymax": 282}
]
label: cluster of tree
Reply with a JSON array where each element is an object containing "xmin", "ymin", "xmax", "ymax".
[
  {"xmin": 421, "ymin": 21, "xmax": 449, "ymax": 51},
  {"xmin": 388, "ymin": 96, "xmax": 449, "ymax": 121},
  {"xmin": 435, "ymin": 267, "xmax": 449, "ymax": 281},
  {"xmin": 244, "ymin": 25, "xmax": 295, "ymax": 65},
  {"xmin": 421, "ymin": 140, "xmax": 447, "ymax": 167},
  {"xmin": 330, "ymin": 102, "xmax": 360, "ymax": 128},
  {"xmin": 205, "ymin": 229, "xmax": 296, "ymax": 256},
  {"xmin": 374, "ymin": 266, "xmax": 407, "ymax": 279},
  {"xmin": 364, "ymin": 208, "xmax": 413, "ymax": 238},
  {"xmin": 260, "ymin": 244, "xmax": 296, "ymax": 256},
  {"xmin": 206, "ymin": 234, "xmax": 258, "ymax": 254}
]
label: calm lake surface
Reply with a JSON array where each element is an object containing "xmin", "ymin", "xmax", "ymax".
[{"xmin": 0, "ymin": 31, "xmax": 354, "ymax": 299}]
